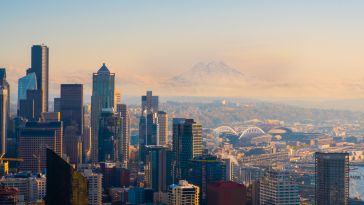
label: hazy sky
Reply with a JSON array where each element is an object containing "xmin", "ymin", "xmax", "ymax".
[{"xmin": 2, "ymin": 1, "xmax": 364, "ymax": 100}]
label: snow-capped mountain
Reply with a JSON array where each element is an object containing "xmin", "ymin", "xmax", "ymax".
[{"xmin": 168, "ymin": 61, "xmax": 246, "ymax": 86}]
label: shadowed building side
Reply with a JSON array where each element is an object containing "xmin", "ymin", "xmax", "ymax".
[{"xmin": 46, "ymin": 148, "xmax": 87, "ymax": 205}]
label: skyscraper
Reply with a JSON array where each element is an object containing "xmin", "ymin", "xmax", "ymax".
[
  {"xmin": 157, "ymin": 111, "xmax": 168, "ymax": 145},
  {"xmin": 18, "ymin": 122, "xmax": 63, "ymax": 173},
  {"xmin": 141, "ymin": 91, "xmax": 158, "ymax": 114},
  {"xmin": 259, "ymin": 169, "xmax": 300, "ymax": 205},
  {"xmin": 139, "ymin": 113, "xmax": 159, "ymax": 163},
  {"xmin": 61, "ymin": 84, "xmax": 84, "ymax": 164},
  {"xmin": 91, "ymin": 63, "xmax": 115, "ymax": 162},
  {"xmin": 139, "ymin": 91, "xmax": 159, "ymax": 163},
  {"xmin": 46, "ymin": 148, "xmax": 88, "ymax": 205},
  {"xmin": 31, "ymin": 45, "xmax": 49, "ymax": 112},
  {"xmin": 117, "ymin": 104, "xmax": 130, "ymax": 166},
  {"xmin": 172, "ymin": 118, "xmax": 202, "ymax": 181},
  {"xmin": 98, "ymin": 108, "xmax": 122, "ymax": 162},
  {"xmin": 17, "ymin": 71, "xmax": 37, "ymax": 106},
  {"xmin": 0, "ymin": 68, "xmax": 9, "ymax": 156},
  {"xmin": 60, "ymin": 84, "xmax": 83, "ymax": 134},
  {"xmin": 188, "ymin": 155, "xmax": 226, "ymax": 205},
  {"xmin": 315, "ymin": 152, "xmax": 349, "ymax": 205},
  {"xmin": 144, "ymin": 145, "xmax": 174, "ymax": 192},
  {"xmin": 168, "ymin": 180, "xmax": 199, "ymax": 205}
]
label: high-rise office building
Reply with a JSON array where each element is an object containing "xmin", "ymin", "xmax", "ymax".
[
  {"xmin": 168, "ymin": 180, "xmax": 199, "ymax": 205},
  {"xmin": 172, "ymin": 118, "xmax": 202, "ymax": 181},
  {"xmin": 82, "ymin": 169, "xmax": 102, "ymax": 205},
  {"xmin": 91, "ymin": 63, "xmax": 115, "ymax": 162},
  {"xmin": 139, "ymin": 113, "xmax": 159, "ymax": 163},
  {"xmin": 259, "ymin": 169, "xmax": 300, "ymax": 205},
  {"xmin": 46, "ymin": 148, "xmax": 88, "ymax": 205},
  {"xmin": 60, "ymin": 84, "xmax": 83, "ymax": 164},
  {"xmin": 17, "ymin": 72, "xmax": 37, "ymax": 105},
  {"xmin": 139, "ymin": 91, "xmax": 159, "ymax": 164},
  {"xmin": 0, "ymin": 68, "xmax": 9, "ymax": 156},
  {"xmin": 207, "ymin": 181, "xmax": 247, "ymax": 205},
  {"xmin": 31, "ymin": 45, "xmax": 49, "ymax": 112},
  {"xmin": 98, "ymin": 108, "xmax": 122, "ymax": 162},
  {"xmin": 60, "ymin": 84, "xmax": 83, "ymax": 134},
  {"xmin": 117, "ymin": 104, "xmax": 130, "ymax": 166},
  {"xmin": 157, "ymin": 111, "xmax": 168, "ymax": 145},
  {"xmin": 144, "ymin": 145, "xmax": 174, "ymax": 192},
  {"xmin": 188, "ymin": 155, "xmax": 226, "ymax": 205},
  {"xmin": 18, "ymin": 122, "xmax": 63, "ymax": 173},
  {"xmin": 141, "ymin": 91, "xmax": 158, "ymax": 115},
  {"xmin": 315, "ymin": 152, "xmax": 349, "ymax": 205}
]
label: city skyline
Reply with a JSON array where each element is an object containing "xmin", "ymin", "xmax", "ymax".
[{"xmin": 2, "ymin": 1, "xmax": 364, "ymax": 101}]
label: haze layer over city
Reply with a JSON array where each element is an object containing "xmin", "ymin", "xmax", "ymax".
[{"xmin": 1, "ymin": 1, "xmax": 364, "ymax": 205}]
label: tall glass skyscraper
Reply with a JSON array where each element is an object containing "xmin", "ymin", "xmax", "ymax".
[
  {"xmin": 172, "ymin": 118, "xmax": 203, "ymax": 181},
  {"xmin": 0, "ymin": 68, "xmax": 9, "ymax": 156},
  {"xmin": 31, "ymin": 45, "xmax": 49, "ymax": 112},
  {"xmin": 91, "ymin": 63, "xmax": 115, "ymax": 162},
  {"xmin": 315, "ymin": 152, "xmax": 349, "ymax": 205},
  {"xmin": 17, "ymin": 72, "xmax": 37, "ymax": 102}
]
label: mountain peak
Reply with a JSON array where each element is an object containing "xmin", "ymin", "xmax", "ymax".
[{"xmin": 190, "ymin": 61, "xmax": 243, "ymax": 76}]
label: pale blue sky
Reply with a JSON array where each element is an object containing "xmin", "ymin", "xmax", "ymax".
[{"xmin": 1, "ymin": 1, "xmax": 364, "ymax": 99}]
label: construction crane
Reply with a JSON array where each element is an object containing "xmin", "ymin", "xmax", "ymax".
[{"xmin": 0, "ymin": 154, "xmax": 24, "ymax": 175}]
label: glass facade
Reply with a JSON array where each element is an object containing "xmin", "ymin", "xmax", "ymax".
[{"xmin": 18, "ymin": 72, "xmax": 37, "ymax": 102}]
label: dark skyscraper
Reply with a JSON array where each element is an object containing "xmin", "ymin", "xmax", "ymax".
[
  {"xmin": 91, "ymin": 63, "xmax": 115, "ymax": 162},
  {"xmin": 139, "ymin": 91, "xmax": 159, "ymax": 163},
  {"xmin": 46, "ymin": 148, "xmax": 88, "ymax": 205},
  {"xmin": 98, "ymin": 108, "xmax": 123, "ymax": 162},
  {"xmin": 61, "ymin": 84, "xmax": 84, "ymax": 164},
  {"xmin": 144, "ymin": 145, "xmax": 174, "ymax": 192},
  {"xmin": 139, "ymin": 113, "xmax": 159, "ymax": 163},
  {"xmin": 117, "ymin": 104, "xmax": 130, "ymax": 166},
  {"xmin": 60, "ymin": 84, "xmax": 83, "ymax": 134},
  {"xmin": 315, "ymin": 152, "xmax": 349, "ymax": 205},
  {"xmin": 141, "ymin": 91, "xmax": 158, "ymax": 114},
  {"xmin": 0, "ymin": 68, "xmax": 9, "ymax": 156},
  {"xmin": 188, "ymin": 155, "xmax": 226, "ymax": 205},
  {"xmin": 31, "ymin": 45, "xmax": 49, "ymax": 112},
  {"xmin": 172, "ymin": 118, "xmax": 202, "ymax": 181}
]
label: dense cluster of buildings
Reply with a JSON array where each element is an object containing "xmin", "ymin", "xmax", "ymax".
[{"xmin": 0, "ymin": 45, "xmax": 354, "ymax": 204}]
